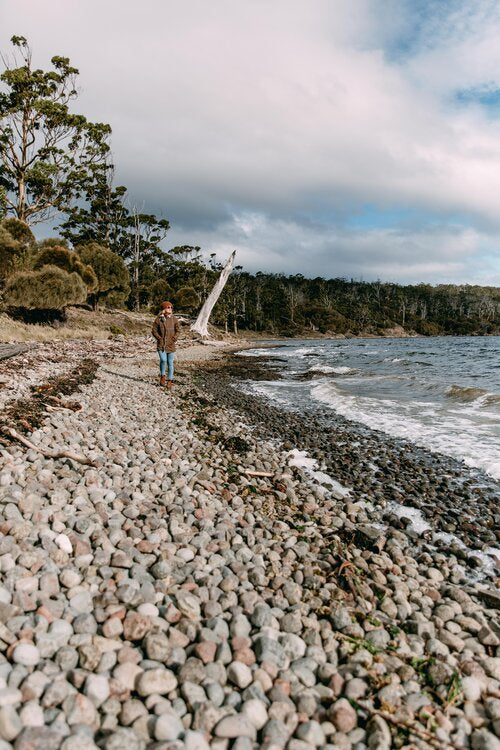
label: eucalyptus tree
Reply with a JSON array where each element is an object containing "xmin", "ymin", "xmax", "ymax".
[{"xmin": 0, "ymin": 36, "xmax": 111, "ymax": 224}]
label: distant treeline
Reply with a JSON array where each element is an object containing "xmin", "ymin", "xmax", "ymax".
[{"xmin": 207, "ymin": 270, "xmax": 500, "ymax": 336}]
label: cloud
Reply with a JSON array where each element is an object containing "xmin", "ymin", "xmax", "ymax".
[
  {"xmin": 1, "ymin": 0, "xmax": 500, "ymax": 283},
  {"xmin": 167, "ymin": 211, "xmax": 500, "ymax": 285}
]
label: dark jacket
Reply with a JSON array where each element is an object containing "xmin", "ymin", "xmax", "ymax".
[{"xmin": 152, "ymin": 313, "xmax": 180, "ymax": 353}]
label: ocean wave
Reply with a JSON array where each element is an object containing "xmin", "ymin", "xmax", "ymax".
[
  {"xmin": 446, "ymin": 385, "xmax": 488, "ymax": 402},
  {"xmin": 308, "ymin": 365, "xmax": 354, "ymax": 375},
  {"xmin": 310, "ymin": 381, "xmax": 500, "ymax": 479}
]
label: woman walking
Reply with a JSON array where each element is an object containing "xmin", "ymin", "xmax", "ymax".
[{"xmin": 152, "ymin": 301, "xmax": 180, "ymax": 388}]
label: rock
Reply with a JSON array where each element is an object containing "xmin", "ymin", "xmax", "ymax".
[
  {"xmin": 123, "ymin": 613, "xmax": 151, "ymax": 641},
  {"xmin": 329, "ymin": 698, "xmax": 357, "ymax": 733},
  {"xmin": 227, "ymin": 661, "xmax": 253, "ymax": 688},
  {"xmin": 462, "ymin": 676, "xmax": 483, "ymax": 702},
  {"xmin": 55, "ymin": 534, "xmax": 73, "ymax": 554},
  {"xmin": 14, "ymin": 726, "xmax": 69, "ymax": 750},
  {"xmin": 366, "ymin": 715, "xmax": 392, "ymax": 750},
  {"xmin": 183, "ymin": 730, "xmax": 211, "ymax": 750},
  {"xmin": 214, "ymin": 715, "xmax": 257, "ymax": 739},
  {"xmin": 12, "ymin": 644, "xmax": 40, "ymax": 667},
  {"xmin": 64, "ymin": 693, "xmax": 98, "ymax": 727},
  {"xmin": 136, "ymin": 669, "xmax": 177, "ymax": 696},
  {"xmin": 176, "ymin": 591, "xmax": 201, "ymax": 619},
  {"xmin": 61, "ymin": 738, "xmax": 99, "ymax": 750},
  {"xmin": 154, "ymin": 711, "xmax": 184, "ymax": 741},
  {"xmin": 84, "ymin": 674, "xmax": 110, "ymax": 707},
  {"xmin": 0, "ymin": 706, "xmax": 22, "ymax": 741},
  {"xmin": 471, "ymin": 728, "xmax": 500, "ymax": 750},
  {"xmin": 103, "ymin": 727, "xmax": 145, "ymax": 750},
  {"xmin": 241, "ymin": 698, "xmax": 268, "ymax": 729},
  {"xmin": 296, "ymin": 720, "xmax": 325, "ymax": 746},
  {"xmin": 144, "ymin": 633, "xmax": 170, "ymax": 662}
]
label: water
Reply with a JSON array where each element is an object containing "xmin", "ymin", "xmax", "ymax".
[{"xmin": 238, "ymin": 336, "xmax": 500, "ymax": 480}]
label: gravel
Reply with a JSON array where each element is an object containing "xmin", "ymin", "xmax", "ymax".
[{"xmin": 0, "ymin": 335, "xmax": 498, "ymax": 749}]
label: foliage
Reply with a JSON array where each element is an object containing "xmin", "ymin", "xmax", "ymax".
[
  {"xmin": 149, "ymin": 279, "xmax": 174, "ymax": 313},
  {"xmin": 33, "ymin": 244, "xmax": 98, "ymax": 293},
  {"xmin": 3, "ymin": 264, "xmax": 87, "ymax": 309},
  {"xmin": 175, "ymin": 285, "xmax": 200, "ymax": 312},
  {"xmin": 76, "ymin": 242, "xmax": 130, "ymax": 308},
  {"xmin": 0, "ymin": 218, "xmax": 34, "ymax": 282},
  {"xmin": 0, "ymin": 36, "xmax": 111, "ymax": 224},
  {"xmin": 1, "ymin": 218, "xmax": 35, "ymax": 245},
  {"xmin": 38, "ymin": 237, "xmax": 70, "ymax": 249}
]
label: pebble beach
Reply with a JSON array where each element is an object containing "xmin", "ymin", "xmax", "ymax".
[{"xmin": 0, "ymin": 336, "xmax": 499, "ymax": 750}]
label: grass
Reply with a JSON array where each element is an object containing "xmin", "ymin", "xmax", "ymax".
[{"xmin": 0, "ymin": 307, "xmax": 153, "ymax": 343}]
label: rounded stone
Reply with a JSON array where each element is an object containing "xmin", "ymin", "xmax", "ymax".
[
  {"xmin": 12, "ymin": 644, "xmax": 40, "ymax": 667},
  {"xmin": 227, "ymin": 661, "xmax": 253, "ymax": 688},
  {"xmin": 136, "ymin": 669, "xmax": 177, "ymax": 697},
  {"xmin": 214, "ymin": 715, "xmax": 257, "ymax": 740},
  {"xmin": 154, "ymin": 712, "xmax": 184, "ymax": 741}
]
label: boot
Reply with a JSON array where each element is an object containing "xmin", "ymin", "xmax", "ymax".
[
  {"xmin": 160, "ymin": 375, "xmax": 166, "ymax": 386},
  {"xmin": 167, "ymin": 379, "xmax": 173, "ymax": 390}
]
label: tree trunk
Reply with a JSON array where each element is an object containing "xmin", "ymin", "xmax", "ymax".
[{"xmin": 191, "ymin": 251, "xmax": 236, "ymax": 337}]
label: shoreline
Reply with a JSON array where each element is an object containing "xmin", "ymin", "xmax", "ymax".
[
  {"xmin": 192, "ymin": 350, "xmax": 500, "ymax": 552},
  {"xmin": 0, "ymin": 339, "xmax": 499, "ymax": 748}
]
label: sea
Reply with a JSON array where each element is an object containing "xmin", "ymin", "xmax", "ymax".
[{"xmin": 238, "ymin": 336, "xmax": 500, "ymax": 481}]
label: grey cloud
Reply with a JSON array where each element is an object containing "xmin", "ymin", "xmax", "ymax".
[{"xmin": 2, "ymin": 0, "xmax": 500, "ymax": 283}]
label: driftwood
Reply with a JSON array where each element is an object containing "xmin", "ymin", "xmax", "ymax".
[
  {"xmin": 191, "ymin": 250, "xmax": 236, "ymax": 337},
  {"xmin": 357, "ymin": 701, "xmax": 454, "ymax": 749},
  {"xmin": 5, "ymin": 428, "xmax": 96, "ymax": 467},
  {"xmin": 242, "ymin": 469, "xmax": 274, "ymax": 477}
]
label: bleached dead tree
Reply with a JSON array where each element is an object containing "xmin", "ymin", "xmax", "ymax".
[{"xmin": 191, "ymin": 250, "xmax": 236, "ymax": 337}]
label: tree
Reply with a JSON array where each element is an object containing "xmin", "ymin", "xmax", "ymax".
[
  {"xmin": 129, "ymin": 208, "xmax": 170, "ymax": 310},
  {"xmin": 0, "ymin": 36, "xmax": 111, "ymax": 224},
  {"xmin": 58, "ymin": 169, "xmax": 129, "ymax": 251},
  {"xmin": 191, "ymin": 251, "xmax": 236, "ymax": 337},
  {"xmin": 76, "ymin": 242, "xmax": 130, "ymax": 309}
]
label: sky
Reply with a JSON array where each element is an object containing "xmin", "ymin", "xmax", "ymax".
[{"xmin": 2, "ymin": 0, "xmax": 500, "ymax": 285}]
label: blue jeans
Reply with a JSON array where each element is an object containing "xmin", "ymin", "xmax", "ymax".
[{"xmin": 158, "ymin": 351, "xmax": 175, "ymax": 380}]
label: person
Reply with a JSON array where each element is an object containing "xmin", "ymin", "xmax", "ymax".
[{"xmin": 151, "ymin": 301, "xmax": 180, "ymax": 388}]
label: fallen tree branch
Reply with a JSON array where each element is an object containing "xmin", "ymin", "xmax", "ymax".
[
  {"xmin": 4, "ymin": 428, "xmax": 97, "ymax": 467},
  {"xmin": 357, "ymin": 701, "xmax": 454, "ymax": 749},
  {"xmin": 242, "ymin": 469, "xmax": 274, "ymax": 477}
]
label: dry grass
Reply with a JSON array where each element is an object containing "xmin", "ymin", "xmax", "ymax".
[{"xmin": 0, "ymin": 307, "xmax": 153, "ymax": 343}]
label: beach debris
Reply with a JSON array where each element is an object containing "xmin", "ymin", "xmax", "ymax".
[{"xmin": 4, "ymin": 427, "xmax": 97, "ymax": 466}]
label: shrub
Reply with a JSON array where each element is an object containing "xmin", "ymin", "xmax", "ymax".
[
  {"xmin": 76, "ymin": 243, "xmax": 130, "ymax": 308},
  {"xmin": 1, "ymin": 218, "xmax": 35, "ymax": 246},
  {"xmin": 0, "ymin": 219, "xmax": 35, "ymax": 283},
  {"xmin": 109, "ymin": 324, "xmax": 125, "ymax": 335},
  {"xmin": 175, "ymin": 285, "xmax": 200, "ymax": 312},
  {"xmin": 32, "ymin": 245, "xmax": 99, "ymax": 294},
  {"xmin": 149, "ymin": 279, "xmax": 174, "ymax": 312},
  {"xmin": 0, "ymin": 226, "xmax": 22, "ymax": 282},
  {"xmin": 4, "ymin": 265, "xmax": 88, "ymax": 309},
  {"xmin": 38, "ymin": 237, "xmax": 70, "ymax": 249}
]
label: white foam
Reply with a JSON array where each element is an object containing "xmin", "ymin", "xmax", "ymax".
[
  {"xmin": 387, "ymin": 502, "xmax": 431, "ymax": 534},
  {"xmin": 311, "ymin": 381, "xmax": 500, "ymax": 480},
  {"xmin": 288, "ymin": 449, "xmax": 351, "ymax": 498},
  {"xmin": 308, "ymin": 365, "xmax": 354, "ymax": 375},
  {"xmin": 365, "ymin": 502, "xmax": 500, "ymax": 580}
]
